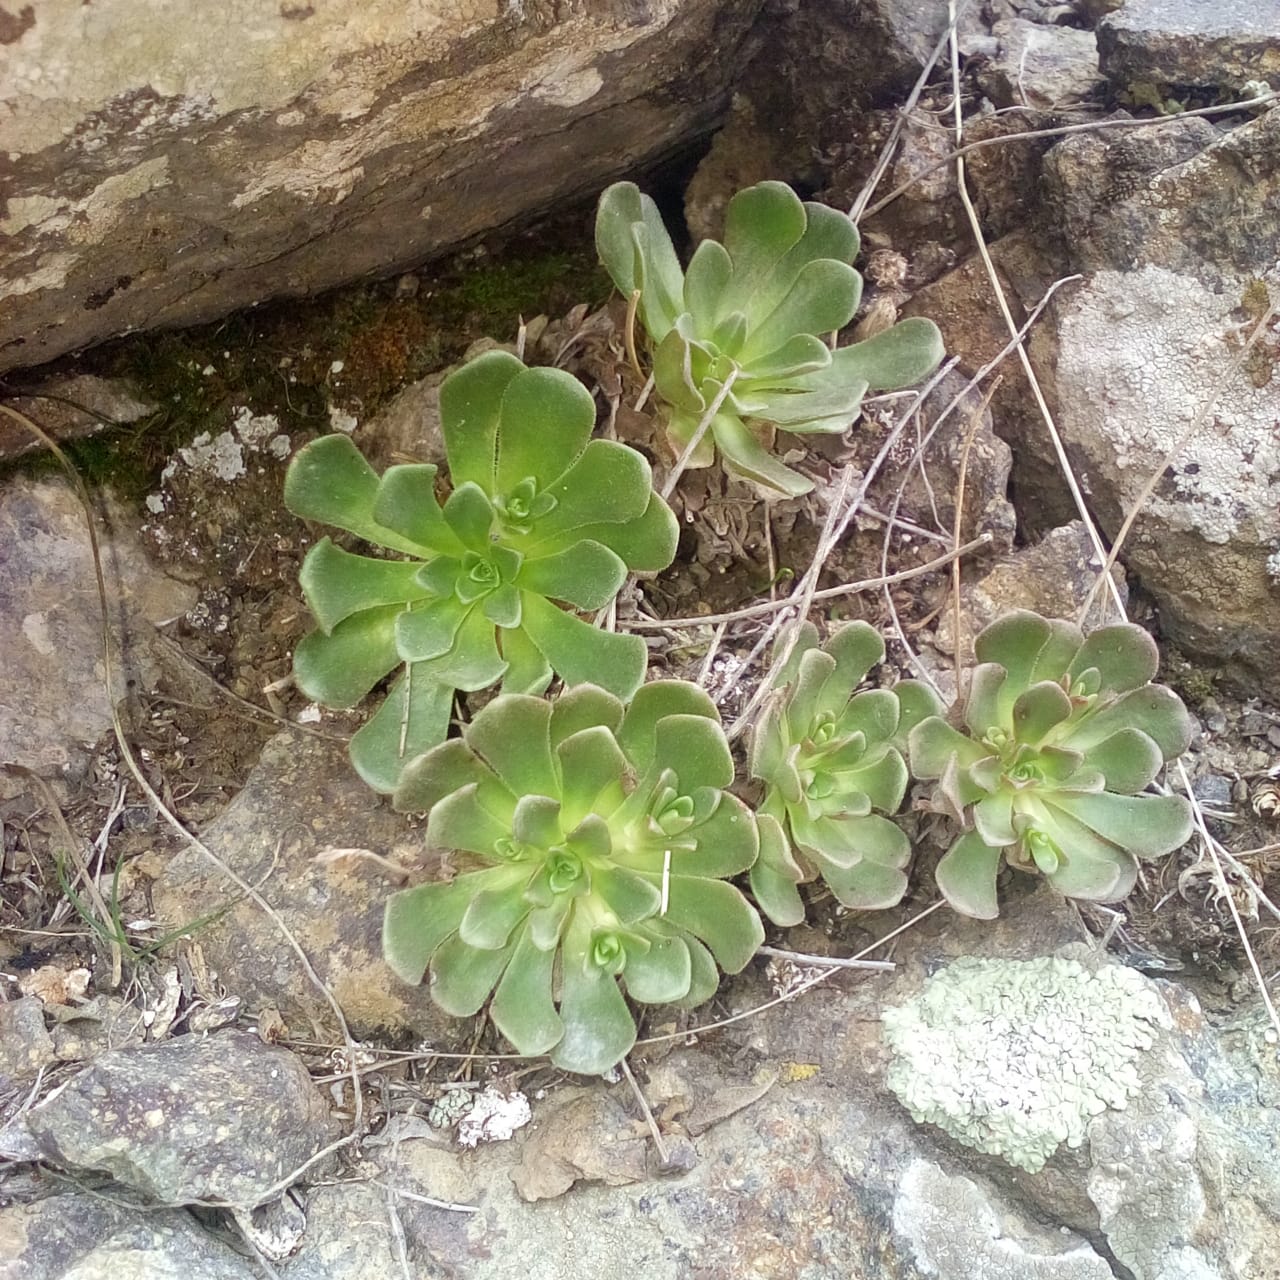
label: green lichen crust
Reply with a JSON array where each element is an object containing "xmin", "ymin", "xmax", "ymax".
[{"xmin": 882, "ymin": 956, "xmax": 1171, "ymax": 1173}]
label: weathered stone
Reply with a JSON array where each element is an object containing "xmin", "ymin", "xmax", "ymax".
[
  {"xmin": 14, "ymin": 1031, "xmax": 332, "ymax": 1208},
  {"xmin": 935, "ymin": 522, "xmax": 1128, "ymax": 663},
  {"xmin": 0, "ymin": 1196, "xmax": 258, "ymax": 1280},
  {"xmin": 151, "ymin": 730, "xmax": 456, "ymax": 1041},
  {"xmin": 0, "ymin": 998, "xmax": 56, "ymax": 1093},
  {"xmin": 0, "ymin": 477, "xmax": 197, "ymax": 782},
  {"xmin": 977, "ymin": 19, "xmax": 1106, "ymax": 111},
  {"xmin": 0, "ymin": 375, "xmax": 155, "ymax": 461},
  {"xmin": 0, "ymin": 1, "xmax": 763, "ymax": 374},
  {"xmin": 1098, "ymin": 0, "xmax": 1280, "ymax": 92}
]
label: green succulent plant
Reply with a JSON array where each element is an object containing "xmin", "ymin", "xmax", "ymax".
[
  {"xmin": 595, "ymin": 180, "xmax": 945, "ymax": 497},
  {"xmin": 748, "ymin": 622, "xmax": 943, "ymax": 924},
  {"xmin": 907, "ymin": 611, "xmax": 1195, "ymax": 919},
  {"xmin": 284, "ymin": 350, "xmax": 678, "ymax": 792},
  {"xmin": 383, "ymin": 681, "xmax": 764, "ymax": 1074}
]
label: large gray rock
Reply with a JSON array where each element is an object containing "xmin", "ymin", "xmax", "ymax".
[
  {"xmin": 0, "ymin": 476, "xmax": 197, "ymax": 784},
  {"xmin": 1033, "ymin": 108, "xmax": 1280, "ymax": 694},
  {"xmin": 150, "ymin": 730, "xmax": 456, "ymax": 1041},
  {"xmin": 0, "ymin": 0, "xmax": 762, "ymax": 374},
  {"xmin": 12, "ymin": 1031, "xmax": 332, "ymax": 1208},
  {"xmin": 1098, "ymin": 0, "xmax": 1280, "ymax": 92},
  {"xmin": 0, "ymin": 1194, "xmax": 256, "ymax": 1280}
]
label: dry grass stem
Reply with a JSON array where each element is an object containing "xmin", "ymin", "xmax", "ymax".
[
  {"xmin": 621, "ymin": 1056, "xmax": 671, "ymax": 1164},
  {"xmin": 757, "ymin": 945, "xmax": 895, "ymax": 972},
  {"xmin": 659, "ymin": 368, "xmax": 739, "ymax": 500}
]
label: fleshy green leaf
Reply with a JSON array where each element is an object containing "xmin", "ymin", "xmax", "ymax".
[
  {"xmin": 439, "ymin": 349, "xmax": 525, "ymax": 490},
  {"xmin": 550, "ymin": 684, "xmax": 626, "ymax": 746},
  {"xmin": 557, "ymin": 492, "xmax": 679, "ymax": 574},
  {"xmin": 592, "ymin": 865, "xmax": 663, "ymax": 924},
  {"xmin": 661, "ymin": 877, "xmax": 764, "ymax": 973},
  {"xmin": 624, "ymin": 932, "xmax": 692, "ymax": 1004},
  {"xmin": 683, "ymin": 239, "xmax": 733, "ymax": 331},
  {"xmin": 294, "ymin": 605, "xmax": 401, "ymax": 708},
  {"xmin": 349, "ymin": 665, "xmax": 453, "ymax": 794},
  {"xmin": 511, "ymin": 794, "xmax": 565, "ymax": 849},
  {"xmin": 935, "ymin": 829, "xmax": 1004, "ymax": 920},
  {"xmin": 467, "ymin": 694, "xmax": 557, "ymax": 798},
  {"xmin": 495, "ymin": 366, "xmax": 596, "ymax": 495},
  {"xmin": 1065, "ymin": 686, "xmax": 1192, "ymax": 761},
  {"xmin": 750, "ymin": 812, "xmax": 806, "ymax": 927},
  {"xmin": 908, "ymin": 716, "xmax": 992, "ymax": 781},
  {"xmin": 428, "ymin": 784, "xmax": 512, "ymax": 856},
  {"xmin": 1012, "ymin": 681, "xmax": 1075, "ymax": 746},
  {"xmin": 422, "ymin": 604, "xmax": 508, "ymax": 691},
  {"xmin": 519, "ymin": 592, "xmax": 647, "ymax": 699},
  {"xmin": 740, "ymin": 259, "xmax": 861, "ymax": 363},
  {"xmin": 1051, "ymin": 791, "xmax": 1194, "ymax": 860},
  {"xmin": 395, "ymin": 597, "xmax": 467, "ymax": 663},
  {"xmin": 490, "ymin": 926, "xmax": 563, "ymax": 1055},
  {"xmin": 459, "ymin": 874, "xmax": 534, "ymax": 950},
  {"xmin": 383, "ymin": 875, "xmax": 478, "ymax": 984},
  {"xmin": 553, "ymin": 929, "xmax": 638, "ymax": 1074},
  {"xmin": 442, "ymin": 483, "xmax": 497, "ymax": 552},
  {"xmin": 429, "ymin": 932, "xmax": 513, "ymax": 1017},
  {"xmin": 298, "ymin": 540, "xmax": 432, "ymax": 635},
  {"xmin": 822, "ymin": 854, "xmax": 910, "ymax": 910},
  {"xmin": 520, "ymin": 440, "xmax": 654, "ymax": 546},
  {"xmin": 372, "ymin": 464, "xmax": 466, "ymax": 555},
  {"xmin": 714, "ymin": 414, "xmax": 814, "ymax": 497},
  {"xmin": 285, "ymin": 434, "xmax": 427, "ymax": 556},
  {"xmin": 617, "ymin": 680, "xmax": 719, "ymax": 775},
  {"xmin": 393, "ymin": 739, "xmax": 495, "ymax": 815},
  {"xmin": 648, "ymin": 715, "xmax": 735, "ymax": 793},
  {"xmin": 1081, "ymin": 728, "xmax": 1164, "ymax": 794},
  {"xmin": 719, "ymin": 181, "xmax": 809, "ymax": 316},
  {"xmin": 517, "ymin": 540, "xmax": 627, "ymax": 610},
  {"xmin": 556, "ymin": 726, "xmax": 629, "ymax": 827},
  {"xmin": 829, "ymin": 318, "xmax": 945, "ymax": 391},
  {"xmin": 1067, "ymin": 624, "xmax": 1158, "ymax": 695},
  {"xmin": 497, "ymin": 622, "xmax": 553, "ymax": 696}
]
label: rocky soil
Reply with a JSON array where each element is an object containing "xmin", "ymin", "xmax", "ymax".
[{"xmin": 4, "ymin": 2, "xmax": 1280, "ymax": 1278}]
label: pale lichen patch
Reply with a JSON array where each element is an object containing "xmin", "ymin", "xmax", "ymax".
[{"xmin": 882, "ymin": 955, "xmax": 1171, "ymax": 1172}]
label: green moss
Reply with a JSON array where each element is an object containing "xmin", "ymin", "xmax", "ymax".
[{"xmin": 1162, "ymin": 647, "xmax": 1219, "ymax": 707}]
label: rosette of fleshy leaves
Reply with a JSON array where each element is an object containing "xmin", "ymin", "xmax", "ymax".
[
  {"xmin": 383, "ymin": 681, "xmax": 764, "ymax": 1074},
  {"xmin": 907, "ymin": 611, "xmax": 1195, "ymax": 919},
  {"xmin": 284, "ymin": 350, "xmax": 677, "ymax": 792},
  {"xmin": 595, "ymin": 180, "xmax": 945, "ymax": 497},
  {"xmin": 748, "ymin": 621, "xmax": 943, "ymax": 924}
]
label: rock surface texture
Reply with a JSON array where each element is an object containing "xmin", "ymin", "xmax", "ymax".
[
  {"xmin": 1038, "ymin": 107, "xmax": 1280, "ymax": 693},
  {"xmin": 6, "ymin": 1031, "xmax": 332, "ymax": 1207},
  {"xmin": 0, "ymin": 0, "xmax": 762, "ymax": 374},
  {"xmin": 150, "ymin": 730, "xmax": 456, "ymax": 1040},
  {"xmin": 0, "ymin": 477, "xmax": 196, "ymax": 784},
  {"xmin": 1098, "ymin": 0, "xmax": 1280, "ymax": 92}
]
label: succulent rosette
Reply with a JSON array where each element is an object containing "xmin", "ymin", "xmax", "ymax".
[
  {"xmin": 383, "ymin": 681, "xmax": 763, "ymax": 1074},
  {"xmin": 595, "ymin": 180, "xmax": 944, "ymax": 496},
  {"xmin": 907, "ymin": 611, "xmax": 1195, "ymax": 918},
  {"xmin": 749, "ymin": 622, "xmax": 943, "ymax": 923},
  {"xmin": 284, "ymin": 350, "xmax": 678, "ymax": 791}
]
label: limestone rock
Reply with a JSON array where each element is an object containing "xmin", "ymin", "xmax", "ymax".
[
  {"xmin": 0, "ymin": 998, "xmax": 57, "ymax": 1093},
  {"xmin": 0, "ymin": 1194, "xmax": 256, "ymax": 1280},
  {"xmin": 1098, "ymin": 0, "xmax": 1280, "ymax": 93},
  {"xmin": 150, "ymin": 730, "xmax": 457, "ymax": 1041},
  {"xmin": 977, "ymin": 19, "xmax": 1106, "ymax": 111},
  {"xmin": 0, "ymin": 1, "xmax": 763, "ymax": 373},
  {"xmin": 0, "ymin": 477, "xmax": 197, "ymax": 782},
  {"xmin": 0, "ymin": 375, "xmax": 155, "ymax": 461},
  {"xmin": 1034, "ymin": 109, "xmax": 1280, "ymax": 693},
  {"xmin": 13, "ymin": 1031, "xmax": 332, "ymax": 1208},
  {"xmin": 935, "ymin": 522, "xmax": 1128, "ymax": 663}
]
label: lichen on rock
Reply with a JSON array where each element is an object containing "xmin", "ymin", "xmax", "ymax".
[{"xmin": 881, "ymin": 955, "xmax": 1172, "ymax": 1172}]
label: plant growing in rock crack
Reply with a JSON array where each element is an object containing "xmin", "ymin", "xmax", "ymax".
[
  {"xmin": 284, "ymin": 350, "xmax": 678, "ymax": 792},
  {"xmin": 383, "ymin": 681, "xmax": 763, "ymax": 1074},
  {"xmin": 907, "ymin": 611, "xmax": 1195, "ymax": 919},
  {"xmin": 595, "ymin": 179, "xmax": 945, "ymax": 497},
  {"xmin": 748, "ymin": 621, "xmax": 943, "ymax": 924}
]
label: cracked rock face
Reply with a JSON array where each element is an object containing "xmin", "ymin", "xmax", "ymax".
[{"xmin": 0, "ymin": 0, "xmax": 762, "ymax": 374}]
